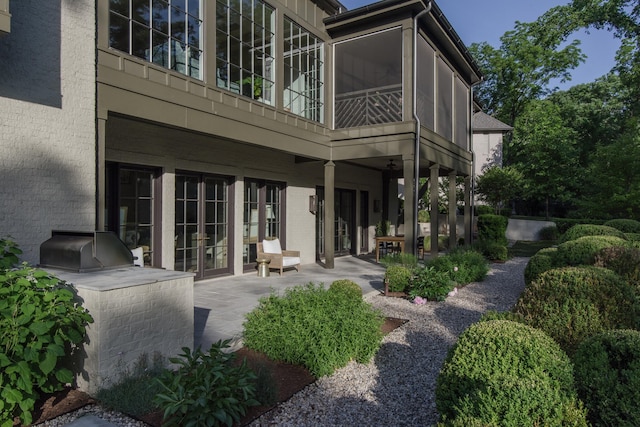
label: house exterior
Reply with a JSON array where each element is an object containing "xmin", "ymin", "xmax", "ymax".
[
  {"xmin": 472, "ymin": 110, "xmax": 512, "ymax": 180},
  {"xmin": 0, "ymin": 0, "xmax": 481, "ymax": 279}
]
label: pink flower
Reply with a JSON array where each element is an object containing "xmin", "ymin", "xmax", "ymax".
[
  {"xmin": 453, "ymin": 266, "xmax": 459, "ymax": 272},
  {"xmin": 413, "ymin": 296, "xmax": 427, "ymax": 305},
  {"xmin": 447, "ymin": 287, "xmax": 458, "ymax": 297}
]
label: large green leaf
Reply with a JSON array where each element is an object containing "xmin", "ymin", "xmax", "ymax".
[
  {"xmin": 40, "ymin": 349, "xmax": 57, "ymax": 375},
  {"xmin": 55, "ymin": 368, "xmax": 74, "ymax": 384}
]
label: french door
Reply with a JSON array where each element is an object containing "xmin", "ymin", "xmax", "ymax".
[
  {"xmin": 175, "ymin": 173, "xmax": 233, "ymax": 279},
  {"xmin": 316, "ymin": 187, "xmax": 355, "ymax": 257}
]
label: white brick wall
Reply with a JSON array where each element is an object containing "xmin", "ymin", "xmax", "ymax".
[
  {"xmin": 51, "ymin": 268, "xmax": 194, "ymax": 395},
  {"xmin": 0, "ymin": 1, "xmax": 96, "ymax": 263}
]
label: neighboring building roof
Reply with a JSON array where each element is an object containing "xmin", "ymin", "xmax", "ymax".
[{"xmin": 473, "ymin": 111, "xmax": 513, "ymax": 132}]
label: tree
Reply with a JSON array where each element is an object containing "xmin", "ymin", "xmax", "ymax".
[
  {"xmin": 510, "ymin": 100, "xmax": 579, "ymax": 219},
  {"xmin": 470, "ymin": 6, "xmax": 586, "ymax": 130},
  {"xmin": 475, "ymin": 166, "xmax": 523, "ymax": 214}
]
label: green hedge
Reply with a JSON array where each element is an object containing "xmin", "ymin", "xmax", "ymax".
[
  {"xmin": 426, "ymin": 248, "xmax": 489, "ymax": 285},
  {"xmin": 555, "ymin": 235, "xmax": 628, "ymax": 266},
  {"xmin": 476, "ymin": 214, "xmax": 508, "ymax": 245},
  {"xmin": 242, "ymin": 283, "xmax": 384, "ymax": 377},
  {"xmin": 328, "ymin": 279, "xmax": 363, "ymax": 301},
  {"xmin": 513, "ymin": 266, "xmax": 640, "ymax": 355},
  {"xmin": 594, "ymin": 246, "xmax": 640, "ymax": 286},
  {"xmin": 436, "ymin": 320, "xmax": 587, "ymax": 426},
  {"xmin": 560, "ymin": 224, "xmax": 627, "ymax": 243},
  {"xmin": 573, "ymin": 330, "xmax": 640, "ymax": 427},
  {"xmin": 604, "ymin": 218, "xmax": 640, "ymax": 234},
  {"xmin": 384, "ymin": 264, "xmax": 413, "ymax": 293}
]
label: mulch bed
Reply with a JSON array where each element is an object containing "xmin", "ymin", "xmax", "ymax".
[{"xmin": 22, "ymin": 317, "xmax": 408, "ymax": 427}]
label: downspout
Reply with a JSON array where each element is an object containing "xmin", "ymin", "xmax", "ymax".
[{"xmin": 412, "ymin": 0, "xmax": 431, "ymax": 254}]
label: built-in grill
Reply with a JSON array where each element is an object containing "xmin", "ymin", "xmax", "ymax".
[{"xmin": 40, "ymin": 230, "xmax": 134, "ymax": 272}]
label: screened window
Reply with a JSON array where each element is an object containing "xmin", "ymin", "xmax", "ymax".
[
  {"xmin": 416, "ymin": 34, "xmax": 435, "ymax": 131},
  {"xmin": 109, "ymin": 0, "xmax": 203, "ymax": 79},
  {"xmin": 436, "ymin": 57, "xmax": 453, "ymax": 141},
  {"xmin": 284, "ymin": 17, "xmax": 324, "ymax": 122},
  {"xmin": 454, "ymin": 76, "xmax": 469, "ymax": 149},
  {"xmin": 334, "ymin": 28, "xmax": 402, "ymax": 128},
  {"xmin": 216, "ymin": 0, "xmax": 275, "ymax": 105}
]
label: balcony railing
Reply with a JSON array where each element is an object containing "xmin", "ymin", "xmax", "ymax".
[{"xmin": 334, "ymin": 84, "xmax": 402, "ymax": 129}]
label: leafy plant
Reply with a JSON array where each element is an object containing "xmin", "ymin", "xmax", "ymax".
[
  {"xmin": 384, "ymin": 265, "xmax": 413, "ymax": 293},
  {"xmin": 154, "ymin": 340, "xmax": 259, "ymax": 427},
  {"xmin": 0, "ymin": 266, "xmax": 93, "ymax": 426},
  {"xmin": 329, "ymin": 279, "xmax": 362, "ymax": 301},
  {"xmin": 96, "ymin": 352, "xmax": 165, "ymax": 417},
  {"xmin": 242, "ymin": 283, "xmax": 384, "ymax": 377},
  {"xmin": 426, "ymin": 248, "xmax": 489, "ymax": 285},
  {"xmin": 573, "ymin": 329, "xmax": 640, "ymax": 427},
  {"xmin": 379, "ymin": 252, "xmax": 418, "ymax": 268},
  {"xmin": 436, "ymin": 320, "xmax": 587, "ymax": 426},
  {"xmin": 513, "ymin": 266, "xmax": 640, "ymax": 355},
  {"xmin": 409, "ymin": 266, "xmax": 456, "ymax": 301},
  {"xmin": 538, "ymin": 224, "xmax": 559, "ymax": 241},
  {"xmin": 0, "ymin": 236, "xmax": 21, "ymax": 270}
]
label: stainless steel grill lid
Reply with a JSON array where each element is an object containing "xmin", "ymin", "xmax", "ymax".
[{"xmin": 40, "ymin": 231, "xmax": 133, "ymax": 272}]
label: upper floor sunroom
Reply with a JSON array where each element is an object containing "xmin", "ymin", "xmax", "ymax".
[{"xmin": 107, "ymin": 0, "xmax": 482, "ymax": 131}]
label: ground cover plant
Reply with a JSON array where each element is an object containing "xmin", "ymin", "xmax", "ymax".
[
  {"xmin": 0, "ymin": 238, "xmax": 93, "ymax": 427},
  {"xmin": 435, "ymin": 320, "xmax": 587, "ymax": 426},
  {"xmin": 573, "ymin": 329, "xmax": 640, "ymax": 427},
  {"xmin": 513, "ymin": 266, "xmax": 640, "ymax": 355},
  {"xmin": 242, "ymin": 283, "xmax": 384, "ymax": 377}
]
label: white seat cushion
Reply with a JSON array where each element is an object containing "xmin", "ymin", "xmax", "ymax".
[
  {"xmin": 131, "ymin": 247, "xmax": 144, "ymax": 267},
  {"xmin": 262, "ymin": 238, "xmax": 282, "ymax": 254},
  {"xmin": 282, "ymin": 256, "xmax": 301, "ymax": 267}
]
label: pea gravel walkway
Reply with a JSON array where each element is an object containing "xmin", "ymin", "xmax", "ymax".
[
  {"xmin": 37, "ymin": 257, "xmax": 528, "ymax": 427},
  {"xmin": 248, "ymin": 257, "xmax": 529, "ymax": 427}
]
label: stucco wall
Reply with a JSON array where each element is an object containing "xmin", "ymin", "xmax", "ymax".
[{"xmin": 0, "ymin": 1, "xmax": 96, "ymax": 263}]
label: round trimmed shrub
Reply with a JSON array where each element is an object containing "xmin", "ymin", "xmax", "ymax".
[
  {"xmin": 560, "ymin": 224, "xmax": 626, "ymax": 243},
  {"xmin": 556, "ymin": 235, "xmax": 627, "ymax": 266},
  {"xmin": 384, "ymin": 264, "xmax": 413, "ymax": 292},
  {"xmin": 624, "ymin": 232, "xmax": 640, "ymax": 242},
  {"xmin": 573, "ymin": 329, "xmax": 640, "ymax": 427},
  {"xmin": 604, "ymin": 218, "xmax": 640, "ymax": 234},
  {"xmin": 594, "ymin": 246, "xmax": 640, "ymax": 286},
  {"xmin": 538, "ymin": 224, "xmax": 559, "ymax": 241},
  {"xmin": 329, "ymin": 279, "xmax": 363, "ymax": 301},
  {"xmin": 513, "ymin": 266, "xmax": 640, "ymax": 355},
  {"xmin": 524, "ymin": 247, "xmax": 558, "ymax": 285},
  {"xmin": 436, "ymin": 320, "xmax": 587, "ymax": 426},
  {"xmin": 476, "ymin": 214, "xmax": 508, "ymax": 245}
]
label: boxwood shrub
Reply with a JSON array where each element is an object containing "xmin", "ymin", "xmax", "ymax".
[
  {"xmin": 524, "ymin": 247, "xmax": 558, "ymax": 285},
  {"xmin": 573, "ymin": 329, "xmax": 640, "ymax": 427},
  {"xmin": 604, "ymin": 218, "xmax": 640, "ymax": 234},
  {"xmin": 560, "ymin": 224, "xmax": 627, "ymax": 243},
  {"xmin": 242, "ymin": 283, "xmax": 384, "ymax": 377},
  {"xmin": 513, "ymin": 266, "xmax": 640, "ymax": 355},
  {"xmin": 594, "ymin": 246, "xmax": 640, "ymax": 286},
  {"xmin": 435, "ymin": 320, "xmax": 587, "ymax": 426},
  {"xmin": 555, "ymin": 235, "xmax": 628, "ymax": 266},
  {"xmin": 476, "ymin": 214, "xmax": 508, "ymax": 245},
  {"xmin": 384, "ymin": 264, "xmax": 413, "ymax": 292},
  {"xmin": 329, "ymin": 279, "xmax": 363, "ymax": 301}
]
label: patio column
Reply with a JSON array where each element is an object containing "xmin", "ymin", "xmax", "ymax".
[
  {"xmin": 96, "ymin": 117, "xmax": 106, "ymax": 231},
  {"xmin": 430, "ymin": 164, "xmax": 439, "ymax": 257},
  {"xmin": 324, "ymin": 161, "xmax": 335, "ymax": 269},
  {"xmin": 448, "ymin": 171, "xmax": 458, "ymax": 249},
  {"xmin": 402, "ymin": 155, "xmax": 416, "ymax": 255},
  {"xmin": 464, "ymin": 175, "xmax": 472, "ymax": 245}
]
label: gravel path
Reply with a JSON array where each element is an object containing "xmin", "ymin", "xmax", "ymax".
[
  {"xmin": 36, "ymin": 257, "xmax": 528, "ymax": 427},
  {"xmin": 249, "ymin": 257, "xmax": 529, "ymax": 427}
]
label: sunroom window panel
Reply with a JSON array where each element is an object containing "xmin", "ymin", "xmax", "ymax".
[
  {"xmin": 171, "ymin": 7, "xmax": 186, "ymax": 43},
  {"xmin": 109, "ymin": 12, "xmax": 130, "ymax": 52},
  {"xmin": 417, "ymin": 35, "xmax": 435, "ymax": 130},
  {"xmin": 152, "ymin": 0, "xmax": 168, "ymax": 32},
  {"xmin": 437, "ymin": 57, "xmax": 453, "ymax": 141},
  {"xmin": 111, "ymin": 0, "xmax": 129, "ymax": 16},
  {"xmin": 454, "ymin": 77, "xmax": 469, "ymax": 149},
  {"xmin": 132, "ymin": 0, "xmax": 150, "ymax": 26},
  {"xmin": 132, "ymin": 22, "xmax": 150, "ymax": 60}
]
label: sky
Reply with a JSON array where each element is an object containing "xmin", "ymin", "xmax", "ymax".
[{"xmin": 339, "ymin": 0, "xmax": 621, "ymax": 90}]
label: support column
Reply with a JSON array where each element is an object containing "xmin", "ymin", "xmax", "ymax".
[
  {"xmin": 402, "ymin": 155, "xmax": 416, "ymax": 255},
  {"xmin": 324, "ymin": 161, "xmax": 335, "ymax": 269},
  {"xmin": 430, "ymin": 164, "xmax": 439, "ymax": 257},
  {"xmin": 96, "ymin": 117, "xmax": 106, "ymax": 231},
  {"xmin": 464, "ymin": 175, "xmax": 472, "ymax": 245},
  {"xmin": 448, "ymin": 171, "xmax": 457, "ymax": 250}
]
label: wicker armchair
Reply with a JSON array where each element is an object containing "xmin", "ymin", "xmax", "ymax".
[{"xmin": 257, "ymin": 238, "xmax": 301, "ymax": 275}]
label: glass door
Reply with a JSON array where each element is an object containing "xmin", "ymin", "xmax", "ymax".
[
  {"xmin": 315, "ymin": 187, "xmax": 355, "ymax": 258},
  {"xmin": 175, "ymin": 173, "xmax": 231, "ymax": 278}
]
